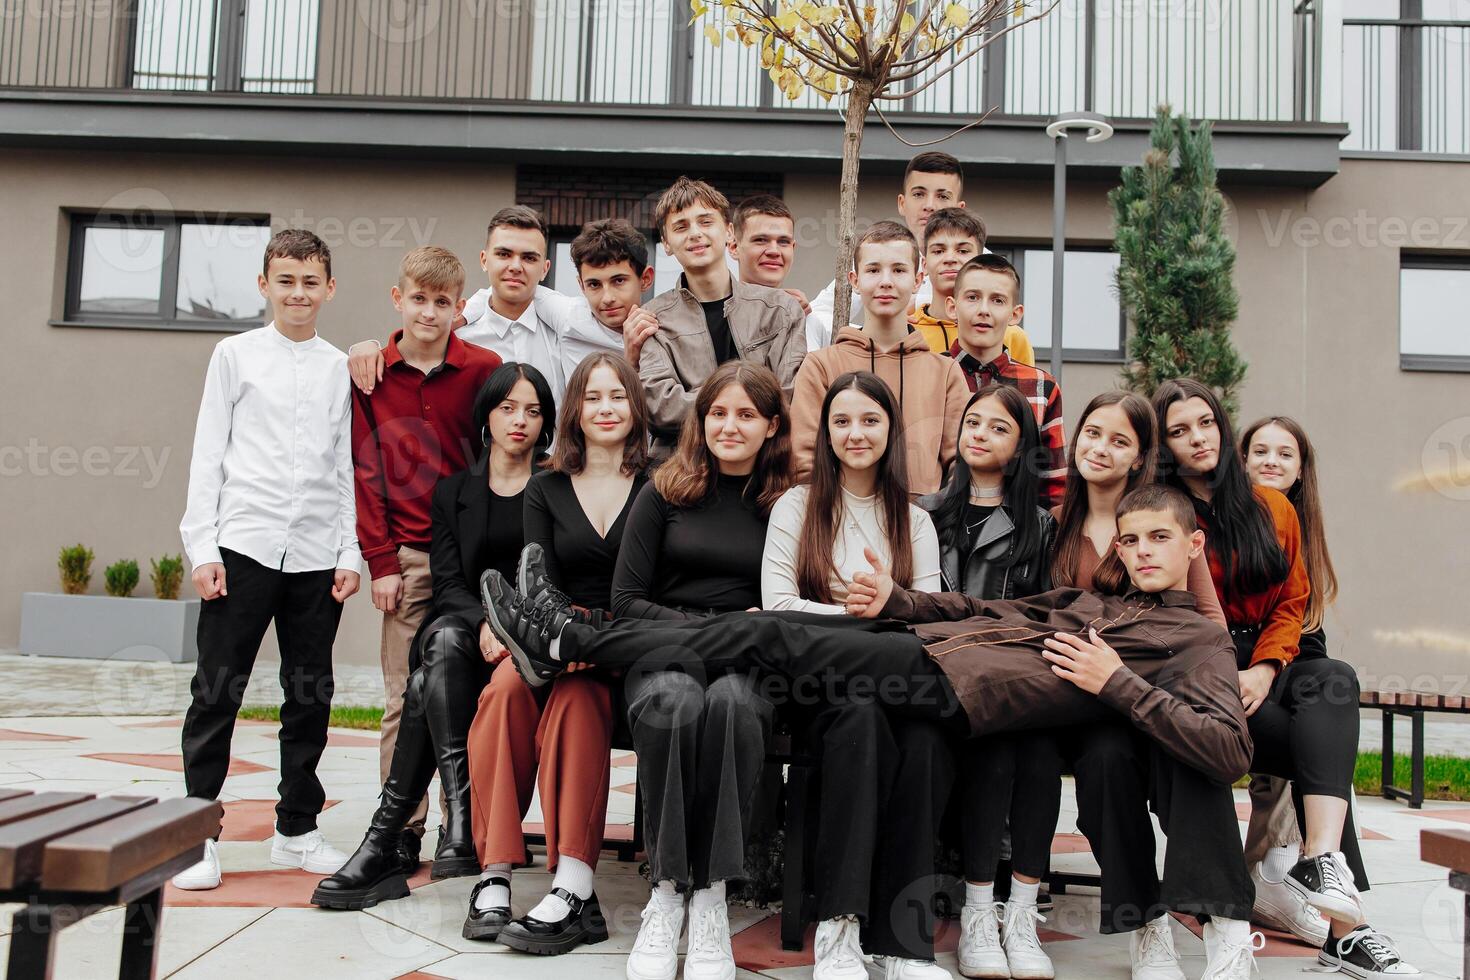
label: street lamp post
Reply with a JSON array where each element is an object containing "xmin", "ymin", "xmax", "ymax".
[{"xmin": 1044, "ymin": 112, "xmax": 1113, "ymax": 384}]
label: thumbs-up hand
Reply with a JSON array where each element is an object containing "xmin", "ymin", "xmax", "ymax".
[{"xmin": 845, "ymin": 546, "xmax": 895, "ymax": 619}]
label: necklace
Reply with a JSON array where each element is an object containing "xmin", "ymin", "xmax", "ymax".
[
  {"xmin": 964, "ymin": 503, "xmax": 995, "ymax": 538},
  {"xmin": 969, "ymin": 483, "xmax": 1003, "ymax": 500}
]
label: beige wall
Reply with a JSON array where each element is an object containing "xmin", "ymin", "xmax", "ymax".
[{"xmin": 3, "ymin": 149, "xmax": 1467, "ymax": 700}]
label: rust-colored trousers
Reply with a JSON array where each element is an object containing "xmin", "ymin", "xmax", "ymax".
[{"xmin": 467, "ymin": 658, "xmax": 614, "ymax": 871}]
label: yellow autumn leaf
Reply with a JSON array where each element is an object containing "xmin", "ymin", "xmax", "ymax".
[
  {"xmin": 899, "ymin": 12, "xmax": 915, "ymax": 34},
  {"xmin": 774, "ymin": 9, "xmax": 800, "ymax": 31},
  {"xmin": 761, "ymin": 44, "xmax": 777, "ymax": 68},
  {"xmin": 704, "ymin": 23, "xmax": 722, "ymax": 45},
  {"xmin": 689, "ymin": 0, "xmax": 707, "ymax": 20},
  {"xmin": 1013, "ymin": 0, "xmax": 1025, "ymax": 15},
  {"xmin": 863, "ymin": 4, "xmax": 876, "ymax": 26}
]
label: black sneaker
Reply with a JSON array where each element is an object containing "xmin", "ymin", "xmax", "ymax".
[
  {"xmin": 1285, "ymin": 851, "xmax": 1362, "ymax": 922},
  {"xmin": 480, "ymin": 569, "xmax": 570, "ymax": 689},
  {"xmin": 496, "ymin": 889, "xmax": 609, "ymax": 955},
  {"xmin": 462, "ymin": 875, "xmax": 513, "ymax": 942},
  {"xmin": 1318, "ymin": 924, "xmax": 1421, "ymax": 977},
  {"xmin": 516, "ymin": 543, "xmax": 594, "ymax": 626}
]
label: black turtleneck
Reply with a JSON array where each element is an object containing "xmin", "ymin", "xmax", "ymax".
[{"xmin": 611, "ymin": 472, "xmax": 769, "ymax": 620}]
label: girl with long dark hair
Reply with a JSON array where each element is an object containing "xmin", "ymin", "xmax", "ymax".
[
  {"xmin": 920, "ymin": 383, "xmax": 1060, "ymax": 980},
  {"xmin": 613, "ymin": 361, "xmax": 793, "ymax": 980},
  {"xmin": 461, "ymin": 352, "xmax": 652, "ymax": 954},
  {"xmin": 1156, "ymin": 380, "xmax": 1417, "ymax": 978},
  {"xmin": 312, "ymin": 362, "xmax": 554, "ymax": 909}
]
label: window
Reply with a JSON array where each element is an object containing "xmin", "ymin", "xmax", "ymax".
[
  {"xmin": 63, "ymin": 213, "xmax": 272, "ymax": 331},
  {"xmin": 1400, "ymin": 254, "xmax": 1470, "ymax": 371},
  {"xmin": 988, "ymin": 244, "xmax": 1125, "ymax": 361}
]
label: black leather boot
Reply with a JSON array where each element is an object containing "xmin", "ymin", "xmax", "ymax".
[
  {"xmin": 414, "ymin": 623, "xmax": 488, "ymax": 879},
  {"xmin": 310, "ymin": 678, "xmax": 438, "ymax": 909}
]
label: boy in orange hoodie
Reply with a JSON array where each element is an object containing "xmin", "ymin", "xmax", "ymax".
[{"xmin": 791, "ymin": 221, "xmax": 970, "ymax": 496}]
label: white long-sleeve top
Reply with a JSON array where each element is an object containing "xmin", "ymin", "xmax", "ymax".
[
  {"xmin": 179, "ymin": 324, "xmax": 361, "ymax": 574},
  {"xmin": 761, "ymin": 483, "xmax": 941, "ymax": 614}
]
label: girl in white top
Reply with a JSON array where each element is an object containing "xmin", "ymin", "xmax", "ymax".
[{"xmin": 762, "ymin": 369, "xmax": 940, "ymax": 612}]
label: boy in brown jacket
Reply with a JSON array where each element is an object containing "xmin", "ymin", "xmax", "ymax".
[{"xmin": 790, "ymin": 220, "xmax": 970, "ymax": 495}]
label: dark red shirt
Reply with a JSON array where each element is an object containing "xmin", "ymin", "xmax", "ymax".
[{"xmin": 352, "ymin": 331, "xmax": 501, "ymax": 579}]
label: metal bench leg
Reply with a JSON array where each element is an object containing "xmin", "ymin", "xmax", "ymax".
[
  {"xmin": 118, "ymin": 887, "xmax": 163, "ymax": 980},
  {"xmin": 1411, "ymin": 709, "xmax": 1425, "ymax": 809},
  {"xmin": 1381, "ymin": 709, "xmax": 1394, "ymax": 800},
  {"xmin": 8, "ymin": 903, "xmax": 59, "ymax": 980}
]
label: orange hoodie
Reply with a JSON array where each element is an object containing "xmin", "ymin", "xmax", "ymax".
[
  {"xmin": 791, "ymin": 325, "xmax": 971, "ymax": 496},
  {"xmin": 909, "ymin": 303, "xmax": 1036, "ymax": 366}
]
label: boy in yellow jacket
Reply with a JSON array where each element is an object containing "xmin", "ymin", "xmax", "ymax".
[{"xmin": 909, "ymin": 207, "xmax": 1034, "ymax": 365}]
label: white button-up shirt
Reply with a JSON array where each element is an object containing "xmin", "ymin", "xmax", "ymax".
[
  {"xmin": 180, "ymin": 324, "xmax": 361, "ymax": 574},
  {"xmin": 459, "ymin": 285, "xmax": 579, "ymax": 403}
]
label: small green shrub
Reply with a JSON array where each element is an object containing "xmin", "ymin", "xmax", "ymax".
[
  {"xmin": 151, "ymin": 554, "xmax": 185, "ymax": 600},
  {"xmin": 58, "ymin": 544, "xmax": 94, "ymax": 595},
  {"xmin": 104, "ymin": 559, "xmax": 140, "ymax": 598}
]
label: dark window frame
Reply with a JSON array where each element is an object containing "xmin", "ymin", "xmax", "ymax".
[
  {"xmin": 57, "ymin": 209, "xmax": 272, "ymax": 333},
  {"xmin": 987, "ymin": 241, "xmax": 1127, "ymax": 363},
  {"xmin": 1400, "ymin": 251, "xmax": 1470, "ymax": 372}
]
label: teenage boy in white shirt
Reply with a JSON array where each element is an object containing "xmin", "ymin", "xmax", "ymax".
[
  {"xmin": 808, "ymin": 150, "xmax": 968, "ymax": 345},
  {"xmin": 174, "ymin": 229, "xmax": 362, "ymax": 891}
]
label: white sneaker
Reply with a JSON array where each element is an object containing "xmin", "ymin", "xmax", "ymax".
[
  {"xmin": 1250, "ymin": 860, "xmax": 1329, "ymax": 945},
  {"xmin": 957, "ymin": 902, "xmax": 1009, "ymax": 978},
  {"xmin": 684, "ymin": 901, "xmax": 736, "ymax": 980},
  {"xmin": 884, "ymin": 956, "xmax": 955, "ymax": 979},
  {"xmin": 1000, "ymin": 903, "xmax": 1054, "ymax": 980},
  {"xmin": 270, "ymin": 829, "xmax": 348, "ymax": 874},
  {"xmin": 1129, "ymin": 916, "xmax": 1184, "ymax": 980},
  {"xmin": 171, "ymin": 838, "xmax": 221, "ymax": 890},
  {"xmin": 814, "ymin": 915, "xmax": 869, "ymax": 980},
  {"xmin": 1199, "ymin": 927, "xmax": 1264, "ymax": 980},
  {"xmin": 626, "ymin": 894, "xmax": 683, "ymax": 980}
]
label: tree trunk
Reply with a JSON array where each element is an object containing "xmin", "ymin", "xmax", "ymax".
[{"xmin": 831, "ymin": 76, "xmax": 874, "ymax": 332}]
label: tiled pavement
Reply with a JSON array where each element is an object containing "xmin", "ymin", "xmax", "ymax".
[{"xmin": 0, "ymin": 713, "xmax": 1465, "ymax": 979}]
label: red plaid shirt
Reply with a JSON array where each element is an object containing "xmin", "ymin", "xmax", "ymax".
[{"xmin": 950, "ymin": 343, "xmax": 1066, "ymax": 508}]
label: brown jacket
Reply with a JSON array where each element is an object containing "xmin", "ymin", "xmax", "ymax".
[
  {"xmin": 881, "ymin": 584, "xmax": 1252, "ymax": 784},
  {"xmin": 639, "ymin": 277, "xmax": 808, "ymax": 451},
  {"xmin": 791, "ymin": 325, "xmax": 970, "ymax": 496}
]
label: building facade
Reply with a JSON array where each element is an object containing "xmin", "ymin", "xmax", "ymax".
[{"xmin": 1, "ymin": 1, "xmax": 1467, "ymax": 688}]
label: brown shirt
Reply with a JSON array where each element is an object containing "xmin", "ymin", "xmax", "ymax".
[{"xmin": 880, "ymin": 585, "xmax": 1251, "ymax": 784}]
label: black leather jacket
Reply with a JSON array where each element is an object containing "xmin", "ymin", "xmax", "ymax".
[{"xmin": 917, "ymin": 493, "xmax": 1057, "ymax": 600}]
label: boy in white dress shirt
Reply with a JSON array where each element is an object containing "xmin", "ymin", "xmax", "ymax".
[{"xmin": 174, "ymin": 229, "xmax": 362, "ymax": 891}]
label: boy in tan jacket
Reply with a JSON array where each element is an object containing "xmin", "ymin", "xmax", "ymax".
[{"xmin": 791, "ymin": 221, "xmax": 969, "ymax": 495}]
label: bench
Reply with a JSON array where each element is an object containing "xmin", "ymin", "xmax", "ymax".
[
  {"xmin": 0, "ymin": 791, "xmax": 222, "ymax": 979},
  {"xmin": 1421, "ymin": 827, "xmax": 1470, "ymax": 978},
  {"xmin": 1361, "ymin": 691, "xmax": 1470, "ymax": 809}
]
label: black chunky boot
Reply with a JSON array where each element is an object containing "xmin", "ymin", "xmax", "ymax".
[{"xmin": 414, "ymin": 624, "xmax": 488, "ymax": 879}]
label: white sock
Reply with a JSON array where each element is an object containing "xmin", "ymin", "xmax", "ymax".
[
  {"xmin": 526, "ymin": 856, "xmax": 595, "ymax": 922},
  {"xmin": 964, "ymin": 881, "xmax": 994, "ymax": 909},
  {"xmin": 690, "ymin": 881, "xmax": 726, "ymax": 916},
  {"xmin": 1008, "ymin": 877, "xmax": 1040, "ymax": 908},
  {"xmin": 476, "ymin": 863, "xmax": 511, "ymax": 911},
  {"xmin": 650, "ymin": 879, "xmax": 682, "ymax": 913},
  {"xmin": 1261, "ymin": 845, "xmax": 1298, "ymax": 883},
  {"xmin": 1210, "ymin": 917, "xmax": 1251, "ymax": 947}
]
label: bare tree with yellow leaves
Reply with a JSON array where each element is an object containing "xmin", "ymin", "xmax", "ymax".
[{"xmin": 692, "ymin": 0, "xmax": 1059, "ymax": 327}]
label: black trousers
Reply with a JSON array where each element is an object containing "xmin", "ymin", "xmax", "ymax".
[
  {"xmin": 1065, "ymin": 722, "xmax": 1254, "ymax": 933},
  {"xmin": 181, "ymin": 548, "xmax": 343, "ymax": 836},
  {"xmin": 960, "ymin": 731, "xmax": 1064, "ymax": 883}
]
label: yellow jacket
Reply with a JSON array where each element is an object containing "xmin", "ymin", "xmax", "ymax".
[{"xmin": 908, "ymin": 303, "xmax": 1035, "ymax": 366}]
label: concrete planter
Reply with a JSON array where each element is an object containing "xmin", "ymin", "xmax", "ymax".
[{"xmin": 20, "ymin": 592, "xmax": 200, "ymax": 663}]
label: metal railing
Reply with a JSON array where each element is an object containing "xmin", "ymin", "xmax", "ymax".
[
  {"xmin": 1, "ymin": 0, "xmax": 1323, "ymax": 125},
  {"xmin": 1343, "ymin": 15, "xmax": 1470, "ymax": 154}
]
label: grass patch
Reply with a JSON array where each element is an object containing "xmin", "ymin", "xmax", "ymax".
[
  {"xmin": 1354, "ymin": 751, "xmax": 1470, "ymax": 802},
  {"xmin": 238, "ymin": 705, "xmax": 383, "ymax": 731}
]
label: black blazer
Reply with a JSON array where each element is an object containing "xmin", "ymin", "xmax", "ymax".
[{"xmin": 427, "ymin": 455, "xmax": 496, "ymax": 635}]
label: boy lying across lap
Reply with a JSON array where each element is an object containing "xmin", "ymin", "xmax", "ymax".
[{"xmin": 485, "ymin": 484, "xmax": 1268, "ymax": 979}]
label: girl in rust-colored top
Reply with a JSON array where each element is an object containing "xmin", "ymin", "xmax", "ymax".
[{"xmin": 1156, "ymin": 380, "xmax": 1416, "ymax": 978}]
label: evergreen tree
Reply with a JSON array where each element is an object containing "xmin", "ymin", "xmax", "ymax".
[{"xmin": 1110, "ymin": 106, "xmax": 1247, "ymax": 416}]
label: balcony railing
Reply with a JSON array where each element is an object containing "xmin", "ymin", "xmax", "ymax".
[
  {"xmin": 2, "ymin": 0, "xmax": 1323, "ymax": 124},
  {"xmin": 1343, "ymin": 15, "xmax": 1470, "ymax": 154}
]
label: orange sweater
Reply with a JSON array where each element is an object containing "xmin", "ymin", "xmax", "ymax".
[{"xmin": 1198, "ymin": 485, "xmax": 1310, "ymax": 670}]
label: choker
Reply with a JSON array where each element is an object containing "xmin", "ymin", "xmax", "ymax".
[{"xmin": 969, "ymin": 484, "xmax": 1003, "ymax": 500}]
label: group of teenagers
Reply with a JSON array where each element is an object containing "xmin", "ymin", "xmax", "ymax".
[{"xmin": 171, "ymin": 150, "xmax": 1417, "ymax": 980}]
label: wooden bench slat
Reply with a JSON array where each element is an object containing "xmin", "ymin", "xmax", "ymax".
[
  {"xmin": 0, "ymin": 792, "xmax": 93, "ymax": 828},
  {"xmin": 1360, "ymin": 690, "xmax": 1470, "ymax": 713},
  {"xmin": 0, "ymin": 789, "xmax": 30, "ymax": 805},
  {"xmin": 1422, "ymin": 827, "xmax": 1470, "ymax": 873},
  {"xmin": 41, "ymin": 798, "xmax": 221, "ymax": 893},
  {"xmin": 0, "ymin": 796, "xmax": 155, "ymax": 889}
]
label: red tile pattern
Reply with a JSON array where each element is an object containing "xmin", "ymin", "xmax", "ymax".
[{"xmin": 83, "ymin": 752, "xmax": 268, "ymax": 776}]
